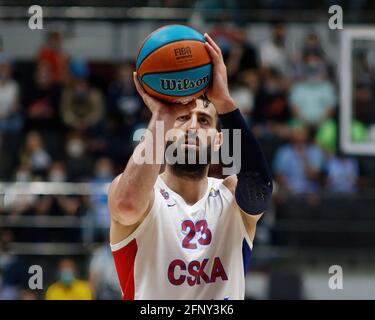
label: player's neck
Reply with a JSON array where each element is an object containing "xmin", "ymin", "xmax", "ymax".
[{"xmin": 161, "ymin": 167, "xmax": 209, "ymax": 206}]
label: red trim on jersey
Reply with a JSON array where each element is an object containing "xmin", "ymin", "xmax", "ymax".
[{"xmin": 112, "ymin": 239, "xmax": 138, "ymax": 300}]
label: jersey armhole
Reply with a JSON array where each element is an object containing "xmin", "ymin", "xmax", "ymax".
[
  {"xmin": 110, "ymin": 190, "xmax": 159, "ymax": 252},
  {"xmin": 219, "ymin": 182, "xmax": 254, "ymax": 250},
  {"xmin": 238, "ymin": 216, "xmax": 254, "ymax": 250}
]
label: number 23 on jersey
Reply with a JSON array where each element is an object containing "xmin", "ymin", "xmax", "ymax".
[{"xmin": 181, "ymin": 219, "xmax": 212, "ymax": 249}]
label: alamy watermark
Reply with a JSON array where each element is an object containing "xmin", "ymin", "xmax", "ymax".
[
  {"xmin": 132, "ymin": 122, "xmax": 242, "ymax": 176},
  {"xmin": 27, "ymin": 4, "xmax": 343, "ymax": 31},
  {"xmin": 328, "ymin": 265, "xmax": 343, "ymax": 290},
  {"xmin": 328, "ymin": 5, "xmax": 343, "ymax": 30},
  {"xmin": 28, "ymin": 265, "xmax": 43, "ymax": 290},
  {"xmin": 28, "ymin": 5, "xmax": 43, "ymax": 30}
]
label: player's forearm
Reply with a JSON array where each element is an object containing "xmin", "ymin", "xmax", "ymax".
[
  {"xmin": 219, "ymin": 108, "xmax": 273, "ymax": 215},
  {"xmin": 112, "ymin": 112, "xmax": 174, "ymax": 219}
]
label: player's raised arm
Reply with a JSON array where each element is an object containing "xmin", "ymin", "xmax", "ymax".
[
  {"xmin": 204, "ymin": 33, "xmax": 273, "ymax": 229},
  {"xmin": 108, "ymin": 72, "xmax": 194, "ymax": 227}
]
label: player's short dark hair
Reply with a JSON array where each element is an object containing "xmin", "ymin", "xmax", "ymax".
[{"xmin": 200, "ymin": 93, "xmax": 211, "ymax": 108}]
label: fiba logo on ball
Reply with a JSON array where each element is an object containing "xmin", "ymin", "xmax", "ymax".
[
  {"xmin": 174, "ymin": 47, "xmax": 193, "ymax": 60},
  {"xmin": 160, "ymin": 74, "xmax": 210, "ymax": 91}
]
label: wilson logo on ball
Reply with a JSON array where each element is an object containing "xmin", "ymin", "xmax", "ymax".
[{"xmin": 160, "ymin": 75, "xmax": 209, "ymax": 91}]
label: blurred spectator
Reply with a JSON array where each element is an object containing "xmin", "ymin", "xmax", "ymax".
[
  {"xmin": 47, "ymin": 161, "xmax": 67, "ymax": 182},
  {"xmin": 0, "ymin": 230, "xmax": 28, "ymax": 300},
  {"xmin": 353, "ymin": 49, "xmax": 372, "ymax": 85},
  {"xmin": 23, "ymin": 62, "xmax": 62, "ymax": 132},
  {"xmin": 37, "ymin": 31, "xmax": 68, "ymax": 85},
  {"xmin": 91, "ymin": 157, "xmax": 114, "ymax": 185},
  {"xmin": 260, "ymin": 23, "xmax": 293, "ymax": 76},
  {"xmin": 1, "ymin": 164, "xmax": 38, "ymax": 218},
  {"xmin": 89, "ymin": 241, "xmax": 121, "ymax": 300},
  {"xmin": 252, "ymin": 68, "xmax": 290, "ymax": 130},
  {"xmin": 325, "ymin": 155, "xmax": 359, "ymax": 193},
  {"xmin": 353, "ymin": 80, "xmax": 375, "ymax": 126},
  {"xmin": 273, "ymin": 121, "xmax": 324, "ymax": 194},
  {"xmin": 289, "ymin": 49, "xmax": 336, "ymax": 128},
  {"xmin": 229, "ymin": 80, "xmax": 254, "ymax": 119},
  {"xmin": 293, "ymin": 33, "xmax": 327, "ymax": 80},
  {"xmin": 87, "ymin": 115, "xmax": 131, "ymax": 169},
  {"xmin": 18, "ymin": 289, "xmax": 38, "ymax": 300},
  {"xmin": 222, "ymin": 26, "xmax": 258, "ymax": 83},
  {"xmin": 315, "ymin": 119, "xmax": 361, "ymax": 193},
  {"xmin": 84, "ymin": 158, "xmax": 114, "ymax": 243},
  {"xmin": 0, "ymin": 54, "xmax": 22, "ymax": 135},
  {"xmin": 107, "ymin": 62, "xmax": 143, "ymax": 128},
  {"xmin": 13, "ymin": 192, "xmax": 80, "ymax": 219},
  {"xmin": 302, "ymin": 33, "xmax": 325, "ymax": 59},
  {"xmin": 64, "ymin": 133, "xmax": 94, "ymax": 181},
  {"xmin": 5, "ymin": 169, "xmax": 37, "ymax": 217},
  {"xmin": 45, "ymin": 258, "xmax": 92, "ymax": 300},
  {"xmin": 209, "ymin": 24, "xmax": 236, "ymax": 58},
  {"xmin": 15, "ymin": 163, "xmax": 32, "ymax": 182},
  {"xmin": 94, "ymin": 62, "xmax": 144, "ymax": 163},
  {"xmin": 19, "ymin": 131, "xmax": 52, "ymax": 177},
  {"xmin": 61, "ymin": 59, "xmax": 104, "ymax": 133}
]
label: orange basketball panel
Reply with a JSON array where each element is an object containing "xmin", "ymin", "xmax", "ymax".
[{"xmin": 137, "ymin": 40, "xmax": 211, "ymax": 77}]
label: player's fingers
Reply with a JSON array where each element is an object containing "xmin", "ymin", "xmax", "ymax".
[
  {"xmin": 133, "ymin": 72, "xmax": 147, "ymax": 98},
  {"xmin": 171, "ymin": 99, "xmax": 196, "ymax": 112},
  {"xmin": 133, "ymin": 72, "xmax": 154, "ymax": 105},
  {"xmin": 204, "ymin": 33, "xmax": 222, "ymax": 57},
  {"xmin": 133, "ymin": 72, "xmax": 158, "ymax": 106},
  {"xmin": 204, "ymin": 42, "xmax": 220, "ymax": 64}
]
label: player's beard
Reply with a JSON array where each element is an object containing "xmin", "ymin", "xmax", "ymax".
[{"xmin": 165, "ymin": 140, "xmax": 212, "ymax": 180}]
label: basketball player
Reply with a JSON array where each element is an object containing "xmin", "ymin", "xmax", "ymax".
[{"xmin": 108, "ymin": 33, "xmax": 273, "ymax": 300}]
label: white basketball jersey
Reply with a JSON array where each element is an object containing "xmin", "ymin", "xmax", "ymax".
[{"xmin": 111, "ymin": 175, "xmax": 253, "ymax": 300}]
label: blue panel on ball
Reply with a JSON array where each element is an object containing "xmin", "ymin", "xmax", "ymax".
[
  {"xmin": 136, "ymin": 25, "xmax": 205, "ymax": 69},
  {"xmin": 141, "ymin": 64, "xmax": 212, "ymax": 97}
]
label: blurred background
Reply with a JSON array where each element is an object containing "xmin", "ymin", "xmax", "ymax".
[{"xmin": 1, "ymin": 0, "xmax": 375, "ymax": 300}]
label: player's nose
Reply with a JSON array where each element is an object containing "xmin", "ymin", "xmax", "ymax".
[{"xmin": 188, "ymin": 114, "xmax": 199, "ymax": 130}]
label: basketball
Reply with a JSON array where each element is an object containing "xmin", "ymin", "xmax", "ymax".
[{"xmin": 136, "ymin": 25, "xmax": 212, "ymax": 104}]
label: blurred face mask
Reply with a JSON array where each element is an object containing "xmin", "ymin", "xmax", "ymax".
[
  {"xmin": 304, "ymin": 60, "xmax": 325, "ymax": 82},
  {"xmin": 67, "ymin": 140, "xmax": 84, "ymax": 158},
  {"xmin": 48, "ymin": 170, "xmax": 66, "ymax": 182},
  {"xmin": 96, "ymin": 168, "xmax": 112, "ymax": 179},
  {"xmin": 59, "ymin": 270, "xmax": 75, "ymax": 286},
  {"xmin": 264, "ymin": 80, "xmax": 280, "ymax": 94}
]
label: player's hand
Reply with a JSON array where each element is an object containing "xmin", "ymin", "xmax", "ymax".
[
  {"xmin": 204, "ymin": 33, "xmax": 236, "ymax": 114},
  {"xmin": 133, "ymin": 72, "xmax": 195, "ymax": 120},
  {"xmin": 133, "ymin": 71, "xmax": 170, "ymax": 114}
]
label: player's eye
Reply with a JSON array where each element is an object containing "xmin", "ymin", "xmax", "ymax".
[
  {"xmin": 199, "ymin": 117, "xmax": 210, "ymax": 125},
  {"xmin": 177, "ymin": 115, "xmax": 190, "ymax": 121}
]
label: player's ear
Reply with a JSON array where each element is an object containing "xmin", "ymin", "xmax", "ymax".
[{"xmin": 213, "ymin": 131, "xmax": 223, "ymax": 152}]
